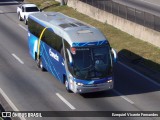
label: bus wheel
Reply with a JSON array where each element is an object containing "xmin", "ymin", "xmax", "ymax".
[
  {"xmin": 65, "ymin": 79, "xmax": 71, "ymax": 93},
  {"xmin": 36, "ymin": 58, "xmax": 40, "ymax": 68},
  {"xmin": 39, "ymin": 58, "xmax": 45, "ymax": 71}
]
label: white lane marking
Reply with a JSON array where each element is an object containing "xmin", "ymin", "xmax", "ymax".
[
  {"xmin": 0, "ymin": 88, "xmax": 19, "ymax": 111},
  {"xmin": 118, "ymin": 61, "xmax": 160, "ymax": 87},
  {"xmin": 19, "ymin": 24, "xmax": 27, "ymax": 31},
  {"xmin": 140, "ymin": 0, "xmax": 160, "ymax": 7},
  {"xmin": 113, "ymin": 89, "xmax": 134, "ymax": 104},
  {"xmin": 56, "ymin": 93, "xmax": 76, "ymax": 110},
  {"xmin": 0, "ymin": 88, "xmax": 26, "ymax": 120},
  {"xmin": 12, "ymin": 53, "xmax": 24, "ymax": 64}
]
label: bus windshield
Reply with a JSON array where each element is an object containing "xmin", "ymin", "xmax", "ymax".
[{"xmin": 71, "ymin": 45, "xmax": 112, "ymax": 80}]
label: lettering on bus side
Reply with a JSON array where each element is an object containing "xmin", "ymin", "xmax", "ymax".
[{"xmin": 49, "ymin": 49, "xmax": 59, "ymax": 61}]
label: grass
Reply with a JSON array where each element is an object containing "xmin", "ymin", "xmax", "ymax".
[
  {"xmin": 26, "ymin": 0, "xmax": 59, "ymax": 9},
  {"xmin": 26, "ymin": 1, "xmax": 160, "ymax": 74}
]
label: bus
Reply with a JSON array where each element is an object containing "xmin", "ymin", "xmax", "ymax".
[{"xmin": 28, "ymin": 12, "xmax": 117, "ymax": 93}]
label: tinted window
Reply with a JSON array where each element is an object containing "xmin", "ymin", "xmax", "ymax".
[
  {"xmin": 43, "ymin": 29, "xmax": 62, "ymax": 52},
  {"xmin": 26, "ymin": 7, "xmax": 39, "ymax": 12},
  {"xmin": 28, "ymin": 18, "xmax": 63, "ymax": 54},
  {"xmin": 72, "ymin": 45, "xmax": 112, "ymax": 79},
  {"xmin": 22, "ymin": 7, "xmax": 24, "ymax": 12},
  {"xmin": 28, "ymin": 18, "xmax": 45, "ymax": 38}
]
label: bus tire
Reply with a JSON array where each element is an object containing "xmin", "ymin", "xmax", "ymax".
[
  {"xmin": 64, "ymin": 77, "xmax": 71, "ymax": 93},
  {"xmin": 36, "ymin": 58, "xmax": 40, "ymax": 68},
  {"xmin": 39, "ymin": 58, "xmax": 45, "ymax": 71}
]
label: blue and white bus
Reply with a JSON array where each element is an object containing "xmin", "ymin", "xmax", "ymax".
[{"xmin": 28, "ymin": 12, "xmax": 117, "ymax": 93}]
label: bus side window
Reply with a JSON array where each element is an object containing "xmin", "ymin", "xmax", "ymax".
[
  {"xmin": 43, "ymin": 29, "xmax": 62, "ymax": 53},
  {"xmin": 28, "ymin": 18, "xmax": 45, "ymax": 38},
  {"xmin": 43, "ymin": 29, "xmax": 53, "ymax": 47}
]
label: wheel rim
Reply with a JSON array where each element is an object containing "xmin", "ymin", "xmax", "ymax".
[{"xmin": 40, "ymin": 61, "xmax": 43, "ymax": 69}]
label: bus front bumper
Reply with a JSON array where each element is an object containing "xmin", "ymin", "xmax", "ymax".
[{"xmin": 72, "ymin": 82, "xmax": 113, "ymax": 93}]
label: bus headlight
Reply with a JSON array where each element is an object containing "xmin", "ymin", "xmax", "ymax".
[
  {"xmin": 76, "ymin": 82, "xmax": 84, "ymax": 86},
  {"xmin": 70, "ymin": 79, "xmax": 74, "ymax": 84},
  {"xmin": 107, "ymin": 80, "xmax": 112, "ymax": 83}
]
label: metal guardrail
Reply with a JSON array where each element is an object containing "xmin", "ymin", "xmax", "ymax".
[{"xmin": 79, "ymin": 0, "xmax": 160, "ymax": 32}]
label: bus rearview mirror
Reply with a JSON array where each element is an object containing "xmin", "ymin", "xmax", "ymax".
[
  {"xmin": 111, "ymin": 48, "xmax": 117, "ymax": 63},
  {"xmin": 66, "ymin": 49, "xmax": 73, "ymax": 66}
]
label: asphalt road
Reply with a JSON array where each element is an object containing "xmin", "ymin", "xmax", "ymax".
[
  {"xmin": 0, "ymin": 1, "xmax": 160, "ymax": 120},
  {"xmin": 113, "ymin": 0, "xmax": 160, "ymax": 16}
]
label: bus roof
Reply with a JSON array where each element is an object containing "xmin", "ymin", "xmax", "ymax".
[{"xmin": 29, "ymin": 12, "xmax": 108, "ymax": 47}]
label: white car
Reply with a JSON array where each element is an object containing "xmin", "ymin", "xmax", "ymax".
[{"xmin": 17, "ymin": 4, "xmax": 41, "ymax": 25}]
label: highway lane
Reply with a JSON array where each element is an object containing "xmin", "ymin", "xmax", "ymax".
[
  {"xmin": 114, "ymin": 62, "xmax": 160, "ymax": 111},
  {"xmin": 0, "ymin": 3, "xmax": 74, "ymax": 112},
  {"xmin": 113, "ymin": 0, "xmax": 160, "ymax": 16},
  {"xmin": 0, "ymin": 6, "xmax": 133, "ymax": 120},
  {"xmin": 0, "ymin": 1, "xmax": 160, "ymax": 120},
  {"xmin": 0, "ymin": 2, "xmax": 137, "ymax": 113}
]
